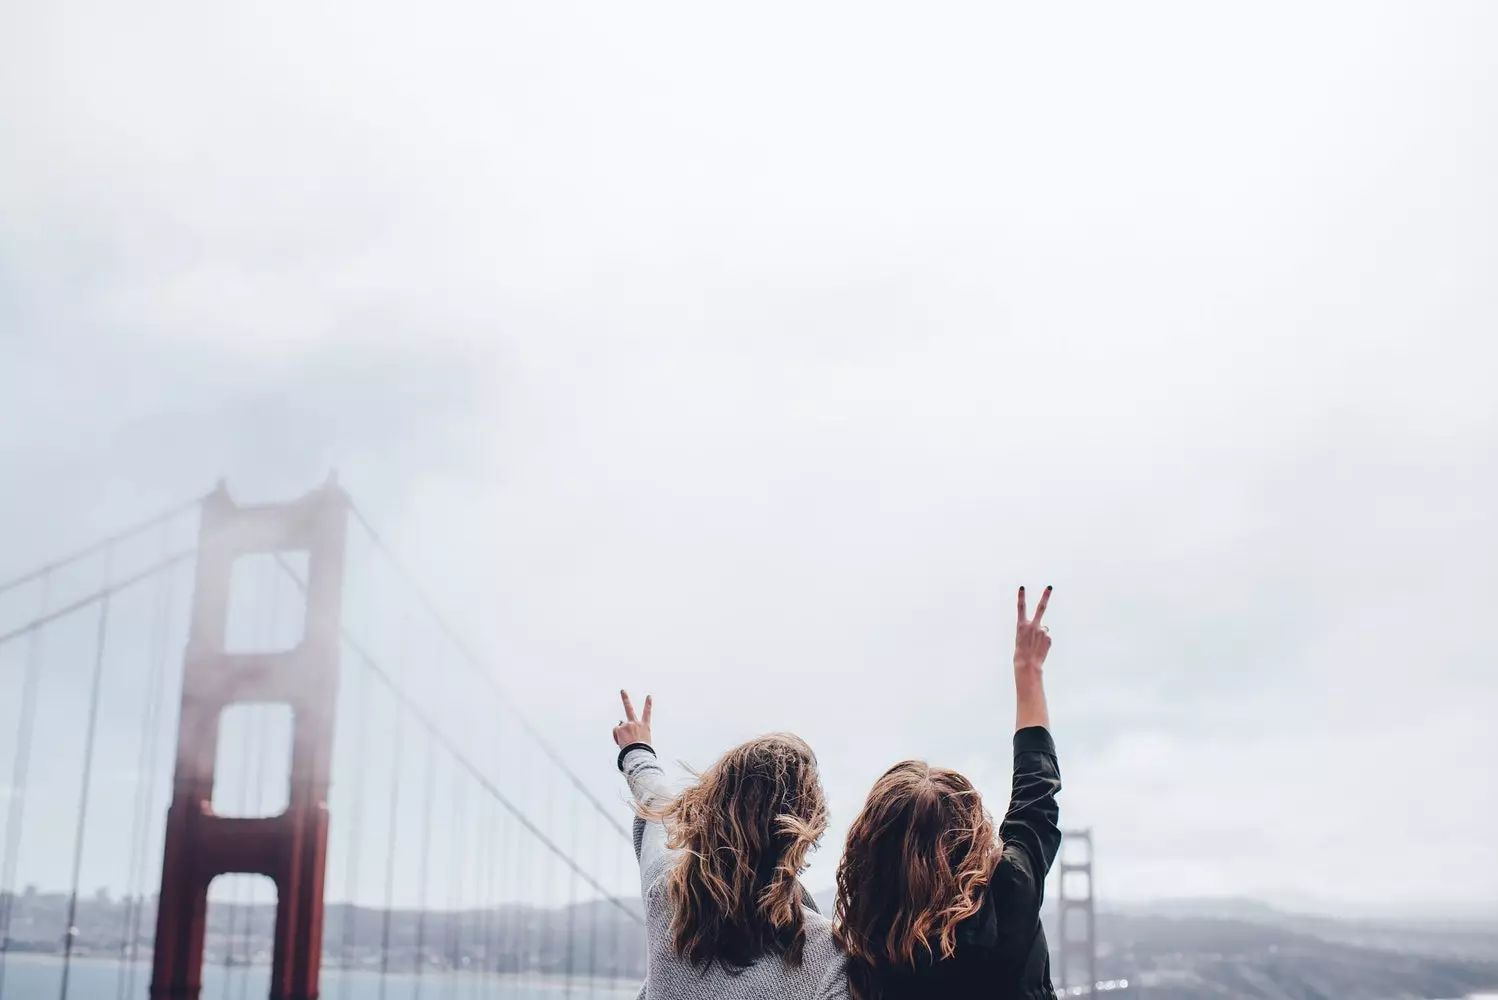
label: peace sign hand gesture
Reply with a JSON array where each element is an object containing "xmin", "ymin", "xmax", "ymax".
[
  {"xmin": 612, "ymin": 689, "xmax": 653, "ymax": 748},
  {"xmin": 1015, "ymin": 585, "xmax": 1053, "ymax": 677}
]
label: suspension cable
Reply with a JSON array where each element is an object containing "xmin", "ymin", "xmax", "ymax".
[
  {"xmin": 0, "ymin": 549, "xmax": 196, "ymax": 651},
  {"xmin": 0, "ymin": 495, "xmax": 200, "ymax": 599},
  {"xmin": 271, "ymin": 556, "xmax": 642, "ymax": 923},
  {"xmin": 345, "ymin": 505, "xmax": 630, "ymax": 841},
  {"xmin": 354, "ymin": 630, "xmax": 640, "ymax": 919}
]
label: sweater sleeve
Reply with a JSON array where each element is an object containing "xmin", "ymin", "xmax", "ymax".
[
  {"xmin": 991, "ymin": 727, "xmax": 1062, "ymax": 921},
  {"xmin": 620, "ymin": 744, "xmax": 676, "ymax": 894}
]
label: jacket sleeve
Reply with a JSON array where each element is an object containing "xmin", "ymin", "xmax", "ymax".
[
  {"xmin": 619, "ymin": 744, "xmax": 676, "ymax": 895},
  {"xmin": 992, "ymin": 727, "xmax": 1062, "ymax": 918}
]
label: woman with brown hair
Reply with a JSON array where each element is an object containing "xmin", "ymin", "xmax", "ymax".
[
  {"xmin": 833, "ymin": 585, "xmax": 1063, "ymax": 1000},
  {"xmin": 611, "ymin": 691, "xmax": 848, "ymax": 1000}
]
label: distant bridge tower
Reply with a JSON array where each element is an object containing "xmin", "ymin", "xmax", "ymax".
[
  {"xmin": 150, "ymin": 479, "xmax": 348, "ymax": 1000},
  {"xmin": 1057, "ymin": 828, "xmax": 1097, "ymax": 995}
]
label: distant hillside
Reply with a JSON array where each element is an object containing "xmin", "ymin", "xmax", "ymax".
[
  {"xmin": 1113, "ymin": 898, "xmax": 1498, "ymax": 963},
  {"xmin": 5, "ymin": 889, "xmax": 1496, "ymax": 999},
  {"xmin": 812, "ymin": 887, "xmax": 1498, "ymax": 998},
  {"xmin": 1089, "ymin": 910, "xmax": 1498, "ymax": 1000}
]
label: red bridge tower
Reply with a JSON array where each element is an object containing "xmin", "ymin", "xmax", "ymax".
[{"xmin": 150, "ymin": 479, "xmax": 348, "ymax": 1000}]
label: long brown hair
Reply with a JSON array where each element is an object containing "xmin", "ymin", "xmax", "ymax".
[
  {"xmin": 646, "ymin": 733, "xmax": 829, "ymax": 972},
  {"xmin": 833, "ymin": 760, "xmax": 998, "ymax": 1000}
]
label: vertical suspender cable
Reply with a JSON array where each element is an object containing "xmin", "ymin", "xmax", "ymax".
[
  {"xmin": 59, "ymin": 548, "xmax": 115, "ymax": 1000},
  {"xmin": 524, "ymin": 767, "xmax": 540, "ymax": 994},
  {"xmin": 493, "ymin": 799, "xmax": 506, "ymax": 987},
  {"xmin": 0, "ymin": 573, "xmax": 50, "ymax": 1000},
  {"xmin": 481, "ymin": 799, "xmax": 498, "ymax": 992},
  {"xmin": 587, "ymin": 814, "xmax": 600, "ymax": 987},
  {"xmin": 614, "ymin": 826, "xmax": 632, "ymax": 982},
  {"xmin": 543, "ymin": 775, "xmax": 555, "ymax": 991},
  {"xmin": 376, "ymin": 630, "xmax": 409, "ymax": 999},
  {"xmin": 119, "ymin": 528, "xmax": 176, "ymax": 1000},
  {"xmin": 472, "ymin": 797, "xmax": 488, "ymax": 1000},
  {"xmin": 523, "ymin": 780, "xmax": 537, "ymax": 992},
  {"xmin": 504, "ymin": 794, "xmax": 518, "ymax": 983},
  {"xmin": 564, "ymin": 805, "xmax": 577, "ymax": 996},
  {"xmin": 470, "ymin": 791, "xmax": 485, "ymax": 1000},
  {"xmin": 340, "ymin": 662, "xmax": 369, "ymax": 998},
  {"xmin": 517, "ymin": 775, "xmax": 531, "ymax": 993},
  {"xmin": 456, "ymin": 710, "xmax": 471, "ymax": 993},
  {"xmin": 413, "ymin": 732, "xmax": 437, "ymax": 999},
  {"xmin": 610, "ymin": 833, "xmax": 625, "ymax": 985},
  {"xmin": 340, "ymin": 554, "xmax": 378, "ymax": 998},
  {"xmin": 563, "ymin": 826, "xmax": 575, "ymax": 994},
  {"xmin": 444, "ymin": 726, "xmax": 467, "ymax": 1000}
]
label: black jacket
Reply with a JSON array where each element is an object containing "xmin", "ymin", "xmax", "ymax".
[{"xmin": 860, "ymin": 726, "xmax": 1062, "ymax": 1000}]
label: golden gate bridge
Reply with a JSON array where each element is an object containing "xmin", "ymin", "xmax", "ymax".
[
  {"xmin": 0, "ymin": 478, "xmax": 1103, "ymax": 1000},
  {"xmin": 0, "ymin": 478, "xmax": 646, "ymax": 1000}
]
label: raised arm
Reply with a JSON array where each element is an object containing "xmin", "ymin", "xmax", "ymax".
[
  {"xmin": 612, "ymin": 690, "xmax": 674, "ymax": 892},
  {"xmin": 991, "ymin": 586, "xmax": 1062, "ymax": 924}
]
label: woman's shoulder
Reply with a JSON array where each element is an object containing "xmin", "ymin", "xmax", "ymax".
[
  {"xmin": 799, "ymin": 908, "xmax": 846, "ymax": 972},
  {"xmin": 802, "ymin": 906, "xmax": 834, "ymax": 937},
  {"xmin": 799, "ymin": 910, "xmax": 851, "ymax": 999}
]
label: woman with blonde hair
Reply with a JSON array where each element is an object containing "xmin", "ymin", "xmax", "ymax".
[
  {"xmin": 611, "ymin": 690, "xmax": 847, "ymax": 1000},
  {"xmin": 833, "ymin": 586, "xmax": 1063, "ymax": 1000}
]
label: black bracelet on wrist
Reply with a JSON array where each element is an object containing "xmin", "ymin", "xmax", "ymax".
[{"xmin": 616, "ymin": 741, "xmax": 655, "ymax": 772}]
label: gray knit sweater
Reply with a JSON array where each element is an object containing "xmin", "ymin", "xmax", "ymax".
[{"xmin": 620, "ymin": 746, "xmax": 849, "ymax": 1000}]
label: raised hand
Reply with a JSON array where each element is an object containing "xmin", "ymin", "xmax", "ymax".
[
  {"xmin": 612, "ymin": 689, "xmax": 653, "ymax": 748},
  {"xmin": 1014, "ymin": 585, "xmax": 1053, "ymax": 676}
]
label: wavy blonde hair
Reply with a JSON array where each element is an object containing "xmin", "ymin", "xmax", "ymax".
[
  {"xmin": 833, "ymin": 760, "xmax": 998, "ymax": 1000},
  {"xmin": 643, "ymin": 733, "xmax": 828, "ymax": 972}
]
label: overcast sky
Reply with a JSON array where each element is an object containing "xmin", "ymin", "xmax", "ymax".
[{"xmin": 1, "ymin": 0, "xmax": 1495, "ymax": 919}]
